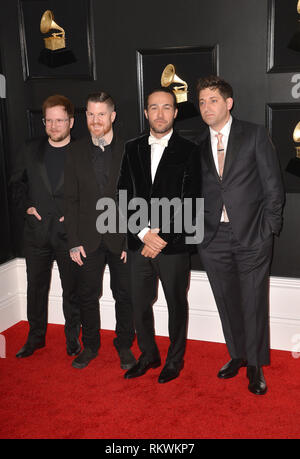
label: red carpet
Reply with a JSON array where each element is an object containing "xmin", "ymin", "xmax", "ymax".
[{"xmin": 0, "ymin": 321, "xmax": 300, "ymax": 439}]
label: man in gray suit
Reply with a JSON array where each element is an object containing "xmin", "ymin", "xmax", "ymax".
[{"xmin": 195, "ymin": 76, "xmax": 284, "ymax": 395}]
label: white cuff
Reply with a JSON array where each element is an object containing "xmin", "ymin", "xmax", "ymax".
[{"xmin": 138, "ymin": 227, "xmax": 150, "ymax": 242}]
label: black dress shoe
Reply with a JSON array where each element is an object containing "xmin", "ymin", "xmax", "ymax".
[
  {"xmin": 117, "ymin": 348, "xmax": 137, "ymax": 370},
  {"xmin": 247, "ymin": 366, "xmax": 267, "ymax": 395},
  {"xmin": 217, "ymin": 358, "xmax": 247, "ymax": 379},
  {"xmin": 16, "ymin": 342, "xmax": 45, "ymax": 358},
  {"xmin": 158, "ymin": 362, "xmax": 183, "ymax": 384},
  {"xmin": 124, "ymin": 357, "xmax": 161, "ymax": 379},
  {"xmin": 72, "ymin": 348, "xmax": 98, "ymax": 369},
  {"xmin": 67, "ymin": 339, "xmax": 81, "ymax": 356}
]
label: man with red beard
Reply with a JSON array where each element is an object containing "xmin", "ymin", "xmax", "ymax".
[
  {"xmin": 10, "ymin": 95, "xmax": 81, "ymax": 358},
  {"xmin": 64, "ymin": 92, "xmax": 135, "ymax": 370}
]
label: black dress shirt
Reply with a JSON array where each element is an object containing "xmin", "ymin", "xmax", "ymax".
[{"xmin": 90, "ymin": 141, "xmax": 112, "ymax": 197}]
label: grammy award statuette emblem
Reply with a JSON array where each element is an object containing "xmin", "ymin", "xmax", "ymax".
[
  {"xmin": 286, "ymin": 121, "xmax": 300, "ymax": 178},
  {"xmin": 38, "ymin": 10, "xmax": 76, "ymax": 68}
]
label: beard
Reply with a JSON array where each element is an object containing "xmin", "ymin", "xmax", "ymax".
[
  {"xmin": 48, "ymin": 130, "xmax": 70, "ymax": 143},
  {"xmin": 149, "ymin": 119, "xmax": 173, "ymax": 135},
  {"xmin": 88, "ymin": 122, "xmax": 111, "ymax": 139}
]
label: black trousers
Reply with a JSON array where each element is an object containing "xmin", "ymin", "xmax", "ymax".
[
  {"xmin": 199, "ymin": 223, "xmax": 273, "ymax": 366},
  {"xmin": 128, "ymin": 249, "xmax": 190, "ymax": 367},
  {"xmin": 25, "ymin": 241, "xmax": 81, "ymax": 347},
  {"xmin": 76, "ymin": 242, "xmax": 135, "ymax": 353}
]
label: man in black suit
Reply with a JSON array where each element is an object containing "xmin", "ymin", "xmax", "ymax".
[
  {"xmin": 10, "ymin": 95, "xmax": 81, "ymax": 358},
  {"xmin": 196, "ymin": 76, "xmax": 284, "ymax": 394},
  {"xmin": 64, "ymin": 92, "xmax": 135, "ymax": 370},
  {"xmin": 117, "ymin": 88, "xmax": 199, "ymax": 383}
]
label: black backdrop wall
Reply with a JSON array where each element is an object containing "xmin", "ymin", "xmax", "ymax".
[
  {"xmin": 0, "ymin": 51, "xmax": 12, "ymax": 264},
  {"xmin": 0, "ymin": 0, "xmax": 299, "ymax": 277}
]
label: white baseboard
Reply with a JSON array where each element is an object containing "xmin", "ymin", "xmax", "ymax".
[
  {"xmin": 0, "ymin": 259, "xmax": 24, "ymax": 331},
  {"xmin": 1, "ymin": 258, "xmax": 300, "ymax": 352}
]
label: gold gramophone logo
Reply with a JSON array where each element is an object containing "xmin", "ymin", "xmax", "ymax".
[
  {"xmin": 293, "ymin": 121, "xmax": 300, "ymax": 158},
  {"xmin": 40, "ymin": 10, "xmax": 66, "ymax": 51},
  {"xmin": 161, "ymin": 64, "xmax": 188, "ymax": 103},
  {"xmin": 286, "ymin": 119, "xmax": 300, "ymax": 178}
]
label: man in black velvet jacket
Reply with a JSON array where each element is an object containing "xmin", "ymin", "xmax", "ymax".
[
  {"xmin": 117, "ymin": 88, "xmax": 200, "ymax": 383},
  {"xmin": 10, "ymin": 95, "xmax": 81, "ymax": 358}
]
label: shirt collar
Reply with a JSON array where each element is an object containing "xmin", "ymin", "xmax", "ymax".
[
  {"xmin": 149, "ymin": 129, "xmax": 173, "ymax": 142},
  {"xmin": 209, "ymin": 115, "xmax": 232, "ymax": 139}
]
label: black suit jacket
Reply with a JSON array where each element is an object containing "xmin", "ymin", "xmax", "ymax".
[
  {"xmin": 195, "ymin": 117, "xmax": 285, "ymax": 248},
  {"xmin": 117, "ymin": 131, "xmax": 201, "ymax": 254},
  {"xmin": 64, "ymin": 134, "xmax": 126, "ymax": 254},
  {"xmin": 10, "ymin": 137, "xmax": 69, "ymax": 249}
]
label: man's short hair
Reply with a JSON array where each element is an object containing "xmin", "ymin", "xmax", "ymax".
[
  {"xmin": 42, "ymin": 94, "xmax": 74, "ymax": 117},
  {"xmin": 196, "ymin": 75, "xmax": 233, "ymax": 100},
  {"xmin": 86, "ymin": 92, "xmax": 115, "ymax": 111},
  {"xmin": 145, "ymin": 87, "xmax": 177, "ymax": 109}
]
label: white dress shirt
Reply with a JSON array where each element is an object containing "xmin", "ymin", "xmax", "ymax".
[
  {"xmin": 209, "ymin": 116, "xmax": 232, "ymax": 222},
  {"xmin": 138, "ymin": 129, "xmax": 173, "ymax": 241},
  {"xmin": 209, "ymin": 115, "xmax": 232, "ymax": 174}
]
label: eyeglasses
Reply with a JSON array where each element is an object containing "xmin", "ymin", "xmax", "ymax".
[
  {"xmin": 86, "ymin": 111, "xmax": 107, "ymax": 120},
  {"xmin": 42, "ymin": 118, "xmax": 70, "ymax": 126}
]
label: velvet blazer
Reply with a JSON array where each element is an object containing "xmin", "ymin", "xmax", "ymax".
[{"xmin": 117, "ymin": 130, "xmax": 201, "ymax": 254}]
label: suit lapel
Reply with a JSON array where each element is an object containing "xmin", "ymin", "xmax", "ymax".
[
  {"xmin": 151, "ymin": 131, "xmax": 177, "ymax": 188},
  {"xmin": 54, "ymin": 171, "xmax": 64, "ymax": 193},
  {"xmin": 222, "ymin": 118, "xmax": 243, "ymax": 179},
  {"xmin": 138, "ymin": 135, "xmax": 152, "ymax": 189},
  {"xmin": 36, "ymin": 138, "xmax": 52, "ymax": 194},
  {"xmin": 86, "ymin": 138, "xmax": 102, "ymax": 192},
  {"xmin": 102, "ymin": 135, "xmax": 122, "ymax": 196},
  {"xmin": 201, "ymin": 130, "xmax": 220, "ymax": 180},
  {"xmin": 200, "ymin": 118, "xmax": 244, "ymax": 181}
]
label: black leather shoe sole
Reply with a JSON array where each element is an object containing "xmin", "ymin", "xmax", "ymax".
[
  {"xmin": 121, "ymin": 361, "xmax": 137, "ymax": 370},
  {"xmin": 218, "ymin": 359, "xmax": 247, "ymax": 379},
  {"xmin": 158, "ymin": 369, "xmax": 180, "ymax": 384},
  {"xmin": 72, "ymin": 351, "xmax": 98, "ymax": 369},
  {"xmin": 158, "ymin": 362, "xmax": 183, "ymax": 383},
  {"xmin": 248, "ymin": 384, "xmax": 268, "ymax": 395},
  {"xmin": 16, "ymin": 342, "xmax": 45, "ymax": 358},
  {"xmin": 124, "ymin": 359, "xmax": 161, "ymax": 379},
  {"xmin": 247, "ymin": 366, "xmax": 268, "ymax": 395}
]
